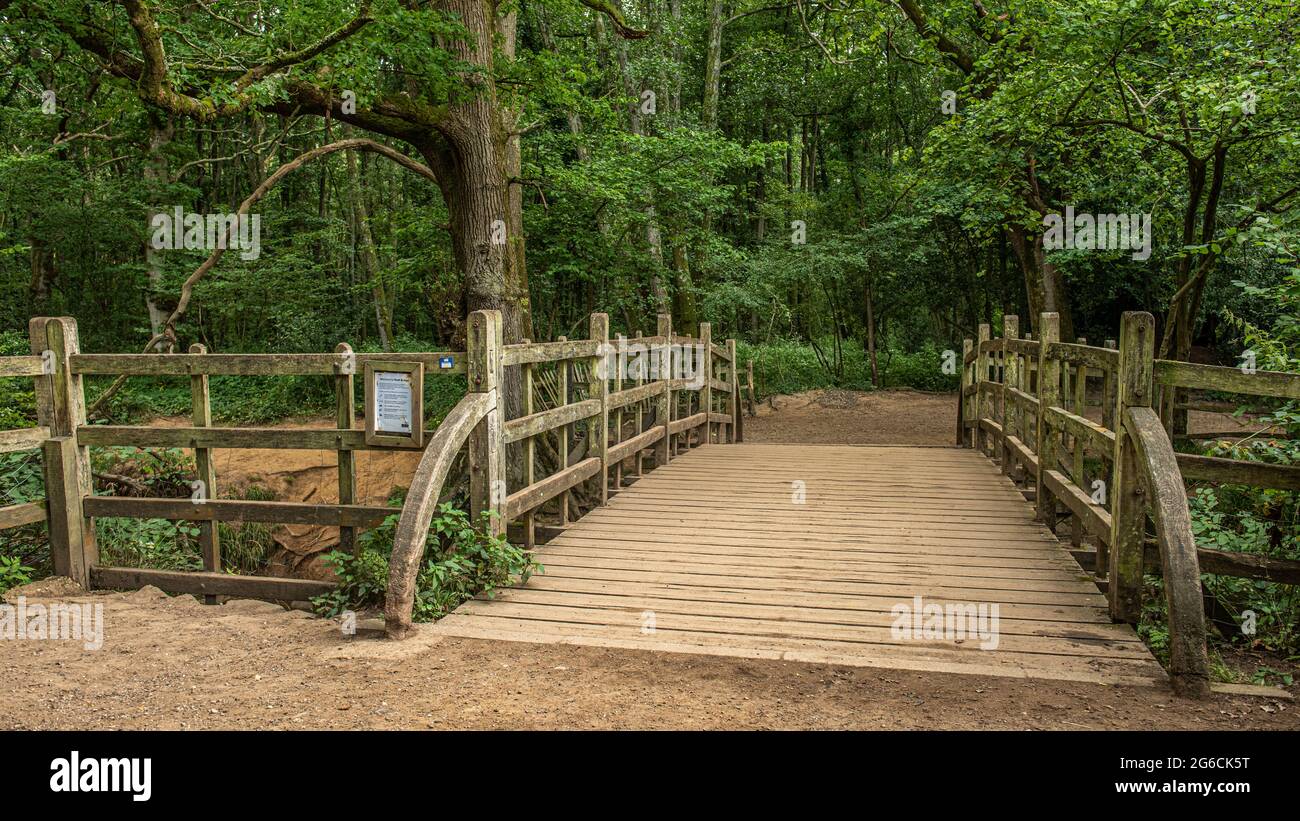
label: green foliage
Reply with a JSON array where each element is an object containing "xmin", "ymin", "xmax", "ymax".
[
  {"xmin": 0, "ymin": 554, "xmax": 34, "ymax": 594},
  {"xmin": 1186, "ymin": 417, "xmax": 1300, "ymax": 655},
  {"xmin": 739, "ymin": 339, "xmax": 958, "ymax": 397},
  {"xmin": 312, "ymin": 502, "xmax": 539, "ymax": 623}
]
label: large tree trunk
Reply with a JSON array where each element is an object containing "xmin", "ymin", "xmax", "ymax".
[
  {"xmin": 1007, "ymin": 224, "xmax": 1073, "ymax": 340},
  {"xmin": 612, "ymin": 7, "xmax": 669, "ymax": 313},
  {"xmin": 144, "ymin": 113, "xmax": 174, "ymax": 347},
  {"xmin": 347, "ymin": 148, "xmax": 392, "ymax": 350},
  {"xmin": 701, "ymin": 0, "xmax": 724, "ymax": 130}
]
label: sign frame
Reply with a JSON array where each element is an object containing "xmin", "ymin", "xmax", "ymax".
[{"xmin": 364, "ymin": 361, "xmax": 424, "ymax": 448}]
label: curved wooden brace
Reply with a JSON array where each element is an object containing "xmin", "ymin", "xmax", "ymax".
[
  {"xmin": 1123, "ymin": 406, "xmax": 1211, "ymax": 698},
  {"xmin": 384, "ymin": 391, "xmax": 494, "ymax": 639}
]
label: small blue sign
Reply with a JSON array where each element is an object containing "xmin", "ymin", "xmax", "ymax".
[{"xmin": 438, "ymin": 356, "xmax": 454, "ymax": 370}]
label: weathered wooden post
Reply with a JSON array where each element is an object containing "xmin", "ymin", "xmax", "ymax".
[
  {"xmin": 467, "ymin": 309, "xmax": 505, "ymax": 536},
  {"xmin": 974, "ymin": 324, "xmax": 990, "ymax": 452},
  {"xmin": 699, "ymin": 322, "xmax": 712, "ymax": 445},
  {"xmin": 1108, "ymin": 311, "xmax": 1154, "ymax": 622},
  {"xmin": 1102, "ymin": 338, "xmax": 1118, "ymax": 431},
  {"xmin": 334, "ymin": 342, "xmax": 357, "ymax": 555},
  {"xmin": 590, "ymin": 313, "xmax": 610, "ymax": 504},
  {"xmin": 1034, "ymin": 313, "xmax": 1060, "ymax": 527},
  {"xmin": 728, "ymin": 339, "xmax": 739, "ymax": 443},
  {"xmin": 1070, "ymin": 337, "xmax": 1088, "ymax": 548},
  {"xmin": 522, "ymin": 339, "xmax": 536, "ymax": 548},
  {"xmin": 745, "ymin": 359, "xmax": 755, "ymax": 418},
  {"xmin": 655, "ymin": 314, "xmax": 672, "ymax": 466},
  {"xmin": 30, "ymin": 318, "xmax": 93, "ymax": 588},
  {"xmin": 557, "ymin": 335, "xmax": 571, "ymax": 526},
  {"xmin": 189, "ymin": 344, "xmax": 220, "ymax": 602},
  {"xmin": 612, "ymin": 333, "xmax": 625, "ymax": 490},
  {"xmin": 1001, "ymin": 317, "xmax": 1019, "ymax": 474},
  {"xmin": 958, "ymin": 338, "xmax": 972, "ymax": 447},
  {"xmin": 632, "ymin": 331, "xmax": 646, "ymax": 475}
]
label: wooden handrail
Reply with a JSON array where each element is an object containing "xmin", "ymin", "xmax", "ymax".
[
  {"xmin": 1123, "ymin": 406, "xmax": 1210, "ymax": 698},
  {"xmin": 383, "ymin": 390, "xmax": 495, "ymax": 639}
]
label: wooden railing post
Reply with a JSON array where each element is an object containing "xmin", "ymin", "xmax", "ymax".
[
  {"xmin": 655, "ymin": 314, "xmax": 672, "ymax": 466},
  {"xmin": 556, "ymin": 335, "xmax": 571, "ymax": 526},
  {"xmin": 728, "ymin": 339, "xmax": 739, "ymax": 443},
  {"xmin": 958, "ymin": 338, "xmax": 972, "ymax": 446},
  {"xmin": 745, "ymin": 359, "xmax": 755, "ymax": 419},
  {"xmin": 30, "ymin": 317, "xmax": 94, "ymax": 587},
  {"xmin": 334, "ymin": 343, "xmax": 357, "ymax": 555},
  {"xmin": 632, "ymin": 331, "xmax": 646, "ymax": 474},
  {"xmin": 522, "ymin": 339, "xmax": 536, "ymax": 549},
  {"xmin": 699, "ymin": 322, "xmax": 712, "ymax": 445},
  {"xmin": 974, "ymin": 324, "xmax": 990, "ymax": 452},
  {"xmin": 467, "ymin": 309, "xmax": 505, "ymax": 537},
  {"xmin": 1034, "ymin": 313, "xmax": 1060, "ymax": 527},
  {"xmin": 590, "ymin": 313, "xmax": 610, "ymax": 504},
  {"xmin": 1109, "ymin": 311, "xmax": 1155, "ymax": 622},
  {"xmin": 1102, "ymin": 338, "xmax": 1118, "ymax": 430},
  {"xmin": 189, "ymin": 343, "xmax": 220, "ymax": 602},
  {"xmin": 1001, "ymin": 317, "xmax": 1019, "ymax": 474},
  {"xmin": 612, "ymin": 333, "xmax": 625, "ymax": 490},
  {"xmin": 1070, "ymin": 337, "xmax": 1088, "ymax": 548}
]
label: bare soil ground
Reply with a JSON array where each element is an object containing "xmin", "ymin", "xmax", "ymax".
[{"xmin": 3, "ymin": 390, "xmax": 1294, "ymax": 730}]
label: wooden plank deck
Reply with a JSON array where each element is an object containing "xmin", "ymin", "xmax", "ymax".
[{"xmin": 433, "ymin": 444, "xmax": 1168, "ymax": 686}]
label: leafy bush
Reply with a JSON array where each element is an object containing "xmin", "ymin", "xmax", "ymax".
[
  {"xmin": 312, "ymin": 502, "xmax": 539, "ymax": 623},
  {"xmin": 0, "ymin": 450, "xmax": 49, "ymax": 582},
  {"xmin": 738, "ymin": 338, "xmax": 958, "ymax": 398},
  {"xmin": 0, "ymin": 329, "xmax": 36, "ymax": 430},
  {"xmin": 0, "ymin": 554, "xmax": 34, "ymax": 594}
]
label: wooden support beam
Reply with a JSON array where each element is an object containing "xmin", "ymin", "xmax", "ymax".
[
  {"xmin": 92, "ymin": 566, "xmax": 333, "ymax": 601},
  {"xmin": 30, "ymin": 316, "xmax": 95, "ymax": 586},
  {"xmin": 334, "ymin": 342, "xmax": 357, "ymax": 554},
  {"xmin": 590, "ymin": 313, "xmax": 610, "ymax": 505},
  {"xmin": 557, "ymin": 336, "xmax": 571, "ymax": 527},
  {"xmin": 1109, "ymin": 311, "xmax": 1155, "ymax": 623},
  {"xmin": 1034, "ymin": 313, "xmax": 1060, "ymax": 529},
  {"xmin": 504, "ymin": 457, "xmax": 602, "ymax": 521},
  {"xmin": 83, "ymin": 496, "xmax": 394, "ymax": 526},
  {"xmin": 655, "ymin": 314, "xmax": 672, "ymax": 467},
  {"xmin": 467, "ymin": 310, "xmax": 505, "ymax": 537},
  {"xmin": 189, "ymin": 343, "xmax": 220, "ymax": 602},
  {"xmin": 522, "ymin": 340, "xmax": 535, "ymax": 550}
]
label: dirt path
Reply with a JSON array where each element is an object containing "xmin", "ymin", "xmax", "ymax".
[
  {"xmin": 3, "ymin": 390, "xmax": 1295, "ymax": 730},
  {"xmin": 1, "ymin": 583, "xmax": 1294, "ymax": 730}
]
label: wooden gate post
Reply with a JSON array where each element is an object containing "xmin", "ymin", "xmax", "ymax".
[
  {"xmin": 467, "ymin": 310, "xmax": 505, "ymax": 536},
  {"xmin": 334, "ymin": 342, "xmax": 357, "ymax": 554},
  {"xmin": 1034, "ymin": 313, "xmax": 1060, "ymax": 527},
  {"xmin": 30, "ymin": 317, "xmax": 94, "ymax": 587},
  {"xmin": 655, "ymin": 314, "xmax": 672, "ymax": 466},
  {"xmin": 189, "ymin": 343, "xmax": 220, "ymax": 602},
  {"xmin": 1001, "ymin": 316, "xmax": 1019, "ymax": 475},
  {"xmin": 1108, "ymin": 311, "xmax": 1155, "ymax": 622},
  {"xmin": 590, "ymin": 313, "xmax": 610, "ymax": 504}
]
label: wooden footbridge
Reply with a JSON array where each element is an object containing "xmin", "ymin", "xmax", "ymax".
[{"xmin": 5, "ymin": 311, "xmax": 1300, "ymax": 697}]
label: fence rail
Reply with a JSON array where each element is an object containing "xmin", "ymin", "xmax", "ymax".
[
  {"xmin": 7, "ymin": 312, "xmax": 742, "ymax": 633},
  {"xmin": 959, "ymin": 311, "xmax": 1300, "ymax": 697}
]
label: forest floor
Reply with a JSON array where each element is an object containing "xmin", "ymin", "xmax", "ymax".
[{"xmin": 2, "ymin": 389, "xmax": 1296, "ymax": 730}]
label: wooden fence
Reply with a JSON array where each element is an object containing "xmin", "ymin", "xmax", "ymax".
[
  {"xmin": 10, "ymin": 313, "xmax": 741, "ymax": 631},
  {"xmin": 959, "ymin": 311, "xmax": 1300, "ymax": 697}
]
